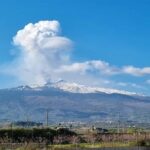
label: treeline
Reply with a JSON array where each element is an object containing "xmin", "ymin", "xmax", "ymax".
[
  {"xmin": 0, "ymin": 128, "xmax": 76, "ymax": 144},
  {"xmin": 0, "ymin": 128, "xmax": 150, "ymax": 145}
]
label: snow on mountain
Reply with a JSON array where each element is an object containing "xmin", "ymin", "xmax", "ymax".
[
  {"xmin": 11, "ymin": 85, "xmax": 32, "ymax": 91},
  {"xmin": 27, "ymin": 80, "xmax": 137, "ymax": 96},
  {"xmin": 14, "ymin": 80, "xmax": 137, "ymax": 95}
]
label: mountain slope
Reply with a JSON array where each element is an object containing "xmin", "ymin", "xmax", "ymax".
[{"xmin": 0, "ymin": 81, "xmax": 149, "ymax": 123}]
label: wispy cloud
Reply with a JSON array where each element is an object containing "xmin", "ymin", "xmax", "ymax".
[
  {"xmin": 122, "ymin": 66, "xmax": 150, "ymax": 76},
  {"xmin": 56, "ymin": 61, "xmax": 150, "ymax": 77},
  {"xmin": 56, "ymin": 60, "xmax": 119, "ymax": 75},
  {"xmin": 146, "ymin": 80, "xmax": 150, "ymax": 85}
]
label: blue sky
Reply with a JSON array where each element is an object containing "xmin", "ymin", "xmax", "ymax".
[{"xmin": 0, "ymin": 0, "xmax": 150, "ymax": 95}]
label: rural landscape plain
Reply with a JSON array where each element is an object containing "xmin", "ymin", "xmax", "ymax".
[{"xmin": 0, "ymin": 0, "xmax": 150, "ymax": 149}]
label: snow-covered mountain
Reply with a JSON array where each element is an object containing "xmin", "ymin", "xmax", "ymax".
[
  {"xmin": 0, "ymin": 80, "xmax": 149, "ymax": 123},
  {"xmin": 27, "ymin": 80, "xmax": 137, "ymax": 96},
  {"xmin": 50, "ymin": 80, "xmax": 137, "ymax": 95}
]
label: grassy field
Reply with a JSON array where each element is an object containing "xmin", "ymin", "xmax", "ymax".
[
  {"xmin": 0, "ymin": 141, "xmax": 148, "ymax": 150},
  {"xmin": 48, "ymin": 141, "xmax": 150, "ymax": 149}
]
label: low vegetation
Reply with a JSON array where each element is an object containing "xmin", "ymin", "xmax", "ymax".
[{"xmin": 0, "ymin": 127, "xmax": 149, "ymax": 149}]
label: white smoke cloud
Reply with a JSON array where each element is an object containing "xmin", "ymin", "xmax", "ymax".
[{"xmin": 11, "ymin": 20, "xmax": 72, "ymax": 85}]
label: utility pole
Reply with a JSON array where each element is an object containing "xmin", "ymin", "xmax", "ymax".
[
  {"xmin": 26, "ymin": 114, "xmax": 30, "ymax": 128},
  {"xmin": 10, "ymin": 121, "xmax": 13, "ymax": 149},
  {"xmin": 117, "ymin": 113, "xmax": 120, "ymax": 134},
  {"xmin": 46, "ymin": 109, "xmax": 49, "ymax": 127}
]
